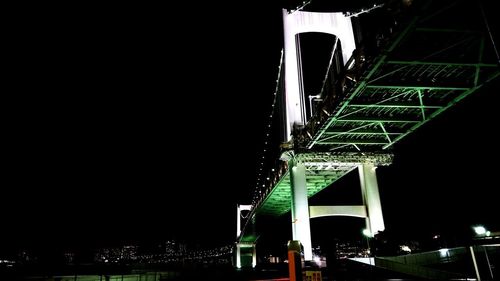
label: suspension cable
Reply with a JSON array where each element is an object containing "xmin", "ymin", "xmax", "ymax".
[{"xmin": 252, "ymin": 50, "xmax": 284, "ymax": 206}]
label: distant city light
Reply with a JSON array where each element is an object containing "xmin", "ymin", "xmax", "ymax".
[{"xmin": 400, "ymin": 245, "xmax": 411, "ymax": 253}]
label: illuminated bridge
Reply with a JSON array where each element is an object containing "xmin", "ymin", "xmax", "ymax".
[{"xmin": 235, "ymin": 0, "xmax": 499, "ymax": 268}]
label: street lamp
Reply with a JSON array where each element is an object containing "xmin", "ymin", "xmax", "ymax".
[
  {"xmin": 362, "ymin": 229, "xmax": 373, "ymax": 267},
  {"xmin": 473, "ymin": 225, "xmax": 491, "ymax": 238},
  {"xmin": 308, "ymin": 94, "xmax": 322, "ymax": 119},
  {"xmin": 473, "ymin": 226, "xmax": 487, "ymax": 236}
]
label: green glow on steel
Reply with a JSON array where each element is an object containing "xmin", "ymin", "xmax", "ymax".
[
  {"xmin": 378, "ymin": 122, "xmax": 392, "ymax": 143},
  {"xmin": 336, "ymin": 118, "xmax": 419, "ymax": 123},
  {"xmin": 329, "ymin": 144, "xmax": 351, "ymax": 151},
  {"xmin": 239, "ymin": 234, "xmax": 259, "ymax": 244},
  {"xmin": 319, "ymin": 123, "xmax": 373, "ymax": 143},
  {"xmin": 256, "ymin": 168, "xmax": 357, "ymax": 216},
  {"xmin": 366, "ymin": 85, "xmax": 470, "ymax": 91},
  {"xmin": 337, "ymin": 90, "xmax": 411, "ymax": 120},
  {"xmin": 317, "ymin": 140, "xmax": 388, "ymax": 145},
  {"xmin": 417, "ymin": 89, "xmax": 426, "ymax": 121},
  {"xmin": 383, "ymin": 71, "xmax": 500, "ymax": 149},
  {"xmin": 324, "ymin": 130, "xmax": 401, "ymax": 135},
  {"xmin": 349, "ymin": 104, "xmax": 442, "ymax": 109},
  {"xmin": 241, "ymin": 153, "xmax": 393, "ymax": 239}
]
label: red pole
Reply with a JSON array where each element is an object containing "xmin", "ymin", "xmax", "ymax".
[{"xmin": 288, "ymin": 240, "xmax": 303, "ymax": 281}]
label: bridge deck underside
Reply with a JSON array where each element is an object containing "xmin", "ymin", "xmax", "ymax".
[{"xmin": 256, "ymin": 166, "xmax": 356, "ymax": 216}]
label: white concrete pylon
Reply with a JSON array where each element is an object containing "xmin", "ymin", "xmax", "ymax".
[
  {"xmin": 236, "ymin": 243, "xmax": 241, "ymax": 269},
  {"xmin": 358, "ymin": 163, "xmax": 385, "ymax": 236},
  {"xmin": 282, "ymin": 9, "xmax": 356, "ymax": 140},
  {"xmin": 289, "ymin": 160, "xmax": 313, "ymax": 261},
  {"xmin": 236, "ymin": 204, "xmax": 252, "ymax": 238}
]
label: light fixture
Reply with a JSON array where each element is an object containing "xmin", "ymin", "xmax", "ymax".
[{"xmin": 473, "ymin": 226, "xmax": 486, "ymax": 236}]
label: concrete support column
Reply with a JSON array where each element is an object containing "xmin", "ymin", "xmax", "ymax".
[
  {"xmin": 236, "ymin": 243, "xmax": 241, "ymax": 269},
  {"xmin": 237, "ymin": 205, "xmax": 241, "ymax": 238},
  {"xmin": 290, "ymin": 160, "xmax": 313, "ymax": 261},
  {"xmin": 235, "ymin": 243, "xmax": 256, "ymax": 268},
  {"xmin": 252, "ymin": 244, "xmax": 257, "ymax": 268},
  {"xmin": 358, "ymin": 163, "xmax": 385, "ymax": 235}
]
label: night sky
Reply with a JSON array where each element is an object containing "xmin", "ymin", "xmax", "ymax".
[{"xmin": 3, "ymin": 0, "xmax": 499, "ymax": 255}]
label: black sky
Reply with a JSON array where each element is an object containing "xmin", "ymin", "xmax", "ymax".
[{"xmin": 3, "ymin": 0, "xmax": 499, "ymax": 254}]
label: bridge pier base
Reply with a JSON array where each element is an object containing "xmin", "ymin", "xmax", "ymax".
[
  {"xmin": 235, "ymin": 204, "xmax": 256, "ymax": 268},
  {"xmin": 235, "ymin": 242, "xmax": 256, "ymax": 268},
  {"xmin": 358, "ymin": 163, "xmax": 385, "ymax": 236},
  {"xmin": 290, "ymin": 160, "xmax": 313, "ymax": 261}
]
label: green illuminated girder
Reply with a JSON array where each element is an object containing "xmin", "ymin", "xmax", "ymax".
[
  {"xmin": 256, "ymin": 170, "xmax": 349, "ymax": 216},
  {"xmin": 255, "ymin": 152, "xmax": 393, "ymax": 216},
  {"xmin": 348, "ymin": 104, "xmax": 442, "ymax": 109},
  {"xmin": 366, "ymin": 85, "xmax": 470, "ymax": 91},
  {"xmin": 382, "ymin": 71, "xmax": 500, "ymax": 149},
  {"xmin": 336, "ymin": 117, "xmax": 420, "ymax": 123},
  {"xmin": 239, "ymin": 235, "xmax": 258, "ymax": 243}
]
